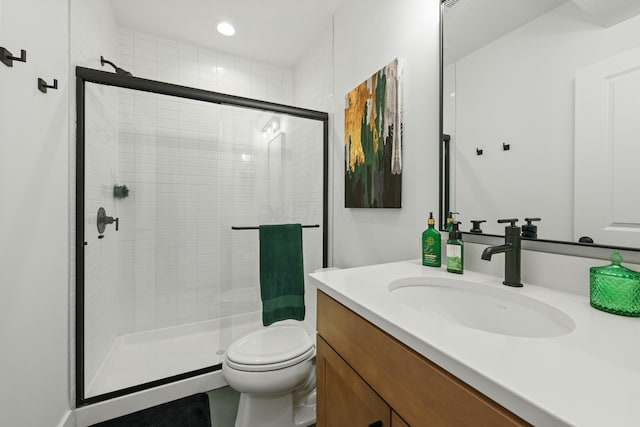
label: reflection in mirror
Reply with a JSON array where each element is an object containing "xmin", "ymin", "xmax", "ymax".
[{"xmin": 442, "ymin": 0, "xmax": 640, "ymax": 248}]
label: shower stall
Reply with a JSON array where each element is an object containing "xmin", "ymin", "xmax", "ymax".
[{"xmin": 75, "ymin": 67, "xmax": 328, "ymax": 406}]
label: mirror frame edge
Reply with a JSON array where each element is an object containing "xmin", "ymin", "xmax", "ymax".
[
  {"xmin": 438, "ymin": 0, "xmax": 448, "ymax": 231},
  {"xmin": 437, "ymin": 0, "xmax": 640, "ymax": 264}
]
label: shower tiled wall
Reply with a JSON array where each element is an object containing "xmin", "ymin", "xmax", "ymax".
[
  {"xmin": 115, "ymin": 92, "xmax": 274, "ymax": 333},
  {"xmin": 294, "ymin": 26, "xmax": 334, "ymax": 113},
  {"xmin": 113, "ymin": 29, "xmax": 325, "ymax": 334},
  {"xmin": 293, "ymin": 26, "xmax": 334, "ymax": 330},
  {"xmin": 118, "ymin": 29, "xmax": 293, "ymax": 103}
]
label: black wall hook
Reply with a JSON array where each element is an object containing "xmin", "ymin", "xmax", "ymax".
[
  {"xmin": 476, "ymin": 148, "xmax": 483, "ymax": 156},
  {"xmin": 503, "ymin": 142, "xmax": 511, "ymax": 151},
  {"xmin": 38, "ymin": 78, "xmax": 58, "ymax": 93},
  {"xmin": 1, "ymin": 47, "xmax": 27, "ymax": 67}
]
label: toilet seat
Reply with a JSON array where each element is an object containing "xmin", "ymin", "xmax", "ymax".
[
  {"xmin": 225, "ymin": 325, "xmax": 315, "ymax": 372},
  {"xmin": 225, "ymin": 346, "xmax": 315, "ymax": 372}
]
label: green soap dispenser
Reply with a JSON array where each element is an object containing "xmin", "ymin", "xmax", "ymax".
[
  {"xmin": 422, "ymin": 212, "xmax": 441, "ymax": 267},
  {"xmin": 446, "ymin": 221, "xmax": 464, "ymax": 274},
  {"xmin": 590, "ymin": 251, "xmax": 640, "ymax": 317}
]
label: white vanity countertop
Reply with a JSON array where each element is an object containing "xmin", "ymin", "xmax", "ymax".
[{"xmin": 309, "ymin": 260, "xmax": 640, "ymax": 427}]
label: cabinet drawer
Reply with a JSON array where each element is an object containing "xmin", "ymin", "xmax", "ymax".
[
  {"xmin": 317, "ymin": 336, "xmax": 390, "ymax": 427},
  {"xmin": 317, "ymin": 290, "xmax": 530, "ymax": 427},
  {"xmin": 392, "ymin": 411, "xmax": 410, "ymax": 427}
]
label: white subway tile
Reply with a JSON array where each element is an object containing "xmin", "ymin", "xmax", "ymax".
[{"xmin": 104, "ymin": 26, "xmax": 323, "ymax": 335}]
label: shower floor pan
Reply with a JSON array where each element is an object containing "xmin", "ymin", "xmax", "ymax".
[{"xmin": 86, "ymin": 311, "xmax": 263, "ymax": 398}]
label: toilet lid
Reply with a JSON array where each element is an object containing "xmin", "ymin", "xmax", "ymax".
[{"xmin": 226, "ymin": 325, "xmax": 314, "ymax": 366}]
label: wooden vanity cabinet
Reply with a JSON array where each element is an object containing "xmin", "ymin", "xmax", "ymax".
[
  {"xmin": 316, "ymin": 290, "xmax": 531, "ymax": 427},
  {"xmin": 392, "ymin": 412, "xmax": 410, "ymax": 427},
  {"xmin": 317, "ymin": 336, "xmax": 390, "ymax": 427}
]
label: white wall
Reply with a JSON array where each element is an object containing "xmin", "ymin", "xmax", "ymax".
[
  {"xmin": 0, "ymin": 0, "xmax": 71, "ymax": 426},
  {"xmin": 451, "ymin": 1, "xmax": 640, "ymax": 240},
  {"xmin": 331, "ymin": 0, "xmax": 441, "ymax": 268}
]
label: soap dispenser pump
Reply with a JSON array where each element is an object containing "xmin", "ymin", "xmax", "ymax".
[
  {"xmin": 446, "ymin": 221, "xmax": 464, "ymax": 274},
  {"xmin": 445, "ymin": 211, "xmax": 459, "ymax": 231}
]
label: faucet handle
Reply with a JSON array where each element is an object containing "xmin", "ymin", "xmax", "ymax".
[
  {"xmin": 470, "ymin": 220, "xmax": 486, "ymax": 233},
  {"xmin": 498, "ymin": 218, "xmax": 519, "ymax": 227}
]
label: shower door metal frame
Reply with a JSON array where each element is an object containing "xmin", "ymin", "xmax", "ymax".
[{"xmin": 75, "ymin": 66, "xmax": 329, "ymax": 407}]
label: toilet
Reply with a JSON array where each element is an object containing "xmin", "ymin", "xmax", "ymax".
[{"xmin": 222, "ymin": 324, "xmax": 316, "ymax": 427}]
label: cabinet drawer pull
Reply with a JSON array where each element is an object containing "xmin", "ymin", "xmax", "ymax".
[{"xmin": 368, "ymin": 421, "xmax": 383, "ymax": 427}]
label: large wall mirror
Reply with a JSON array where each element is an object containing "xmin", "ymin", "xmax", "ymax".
[{"xmin": 441, "ymin": 0, "xmax": 640, "ymax": 251}]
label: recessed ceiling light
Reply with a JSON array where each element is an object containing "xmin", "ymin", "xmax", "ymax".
[{"xmin": 217, "ymin": 22, "xmax": 236, "ymax": 36}]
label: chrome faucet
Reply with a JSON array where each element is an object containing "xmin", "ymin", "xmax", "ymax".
[{"xmin": 481, "ymin": 218, "xmax": 523, "ymax": 287}]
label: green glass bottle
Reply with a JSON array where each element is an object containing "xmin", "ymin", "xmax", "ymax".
[
  {"xmin": 446, "ymin": 221, "xmax": 464, "ymax": 274},
  {"xmin": 422, "ymin": 212, "xmax": 441, "ymax": 267},
  {"xmin": 590, "ymin": 251, "xmax": 640, "ymax": 317}
]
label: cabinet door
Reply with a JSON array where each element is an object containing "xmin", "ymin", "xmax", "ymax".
[
  {"xmin": 392, "ymin": 411, "xmax": 410, "ymax": 427},
  {"xmin": 317, "ymin": 336, "xmax": 391, "ymax": 427}
]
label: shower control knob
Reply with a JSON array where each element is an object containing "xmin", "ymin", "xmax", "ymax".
[{"xmin": 97, "ymin": 207, "xmax": 119, "ymax": 234}]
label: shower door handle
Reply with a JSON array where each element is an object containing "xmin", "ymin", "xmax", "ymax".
[{"xmin": 97, "ymin": 207, "xmax": 119, "ymax": 233}]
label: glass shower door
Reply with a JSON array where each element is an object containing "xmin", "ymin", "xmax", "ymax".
[{"xmin": 79, "ymin": 77, "xmax": 326, "ymax": 402}]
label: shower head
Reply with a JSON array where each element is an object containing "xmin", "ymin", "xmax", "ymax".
[{"xmin": 100, "ymin": 56, "xmax": 133, "ymax": 76}]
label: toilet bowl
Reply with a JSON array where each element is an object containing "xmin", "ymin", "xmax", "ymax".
[{"xmin": 222, "ymin": 324, "xmax": 316, "ymax": 427}]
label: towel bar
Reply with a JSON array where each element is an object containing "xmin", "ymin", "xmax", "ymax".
[{"xmin": 231, "ymin": 224, "xmax": 320, "ymax": 230}]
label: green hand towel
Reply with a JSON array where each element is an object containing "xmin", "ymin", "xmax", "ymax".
[{"xmin": 259, "ymin": 224, "xmax": 305, "ymax": 326}]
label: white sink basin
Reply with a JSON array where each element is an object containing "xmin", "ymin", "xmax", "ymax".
[{"xmin": 388, "ymin": 277, "xmax": 575, "ymax": 338}]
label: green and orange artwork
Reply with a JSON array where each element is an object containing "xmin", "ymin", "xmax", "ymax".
[{"xmin": 344, "ymin": 58, "xmax": 402, "ymax": 208}]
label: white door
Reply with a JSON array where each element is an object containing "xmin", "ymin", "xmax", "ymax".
[{"xmin": 574, "ymin": 46, "xmax": 640, "ymax": 247}]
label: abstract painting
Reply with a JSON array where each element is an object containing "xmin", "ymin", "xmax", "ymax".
[{"xmin": 345, "ymin": 58, "xmax": 403, "ymax": 208}]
